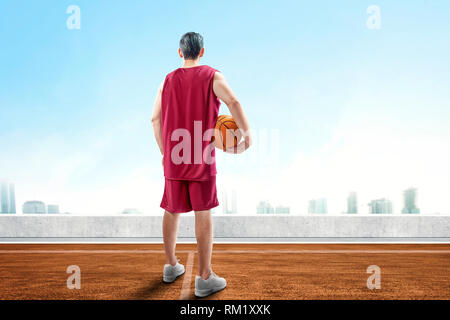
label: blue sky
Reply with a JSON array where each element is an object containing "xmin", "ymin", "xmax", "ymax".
[{"xmin": 1, "ymin": 1, "xmax": 449, "ymax": 214}]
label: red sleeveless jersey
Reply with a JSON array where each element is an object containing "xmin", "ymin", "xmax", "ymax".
[{"xmin": 161, "ymin": 65, "xmax": 221, "ymax": 180}]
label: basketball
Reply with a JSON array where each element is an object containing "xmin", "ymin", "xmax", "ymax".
[{"xmin": 213, "ymin": 115, "xmax": 242, "ymax": 151}]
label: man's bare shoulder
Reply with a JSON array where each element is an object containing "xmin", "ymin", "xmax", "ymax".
[{"xmin": 213, "ymin": 71, "xmax": 225, "ymax": 81}]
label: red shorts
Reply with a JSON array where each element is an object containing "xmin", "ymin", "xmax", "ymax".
[{"xmin": 160, "ymin": 177, "xmax": 219, "ymax": 213}]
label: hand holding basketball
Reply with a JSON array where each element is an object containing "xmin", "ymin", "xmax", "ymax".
[{"xmin": 213, "ymin": 115, "xmax": 243, "ymax": 152}]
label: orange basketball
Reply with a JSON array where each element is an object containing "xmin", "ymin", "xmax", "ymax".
[{"xmin": 213, "ymin": 115, "xmax": 242, "ymax": 151}]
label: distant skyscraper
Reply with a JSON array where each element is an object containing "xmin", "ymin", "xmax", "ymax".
[
  {"xmin": 47, "ymin": 204, "xmax": 60, "ymax": 214},
  {"xmin": 23, "ymin": 201, "xmax": 46, "ymax": 214},
  {"xmin": 9, "ymin": 183, "xmax": 16, "ymax": 214},
  {"xmin": 368, "ymin": 198, "xmax": 393, "ymax": 214},
  {"xmin": 1, "ymin": 181, "xmax": 9, "ymax": 213},
  {"xmin": 223, "ymin": 190, "xmax": 237, "ymax": 214},
  {"xmin": 401, "ymin": 188, "xmax": 420, "ymax": 214},
  {"xmin": 256, "ymin": 201, "xmax": 274, "ymax": 214},
  {"xmin": 0, "ymin": 181, "xmax": 16, "ymax": 214},
  {"xmin": 347, "ymin": 192, "xmax": 358, "ymax": 214},
  {"xmin": 308, "ymin": 198, "xmax": 327, "ymax": 214}
]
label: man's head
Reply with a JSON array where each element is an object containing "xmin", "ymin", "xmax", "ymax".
[{"xmin": 178, "ymin": 32, "xmax": 204, "ymax": 60}]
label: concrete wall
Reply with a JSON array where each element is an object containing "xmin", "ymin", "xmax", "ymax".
[{"xmin": 0, "ymin": 215, "xmax": 449, "ymax": 242}]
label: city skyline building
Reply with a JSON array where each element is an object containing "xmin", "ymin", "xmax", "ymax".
[
  {"xmin": 223, "ymin": 190, "xmax": 237, "ymax": 214},
  {"xmin": 256, "ymin": 201, "xmax": 290, "ymax": 214},
  {"xmin": 1, "ymin": 181, "xmax": 423, "ymax": 216},
  {"xmin": 1, "ymin": 181, "xmax": 9, "ymax": 213},
  {"xmin": 23, "ymin": 201, "xmax": 46, "ymax": 214},
  {"xmin": 347, "ymin": 192, "xmax": 358, "ymax": 214},
  {"xmin": 121, "ymin": 208, "xmax": 142, "ymax": 214},
  {"xmin": 47, "ymin": 204, "xmax": 60, "ymax": 214},
  {"xmin": 368, "ymin": 198, "xmax": 393, "ymax": 214},
  {"xmin": 402, "ymin": 188, "xmax": 420, "ymax": 214},
  {"xmin": 256, "ymin": 201, "xmax": 275, "ymax": 214},
  {"xmin": 275, "ymin": 205, "xmax": 290, "ymax": 214},
  {"xmin": 0, "ymin": 181, "xmax": 16, "ymax": 214},
  {"xmin": 9, "ymin": 183, "xmax": 16, "ymax": 213},
  {"xmin": 308, "ymin": 198, "xmax": 328, "ymax": 214}
]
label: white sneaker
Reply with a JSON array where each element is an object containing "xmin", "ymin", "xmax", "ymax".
[
  {"xmin": 163, "ymin": 261, "xmax": 185, "ymax": 283},
  {"xmin": 195, "ymin": 270, "xmax": 227, "ymax": 297}
]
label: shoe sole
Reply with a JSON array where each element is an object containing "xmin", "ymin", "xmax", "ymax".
[
  {"xmin": 163, "ymin": 269, "xmax": 185, "ymax": 283},
  {"xmin": 194, "ymin": 284, "xmax": 227, "ymax": 298}
]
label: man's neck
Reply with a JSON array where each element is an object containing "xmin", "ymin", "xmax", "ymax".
[{"xmin": 182, "ymin": 59, "xmax": 200, "ymax": 68}]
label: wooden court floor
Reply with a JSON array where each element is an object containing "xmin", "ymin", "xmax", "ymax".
[{"xmin": 0, "ymin": 243, "xmax": 449, "ymax": 300}]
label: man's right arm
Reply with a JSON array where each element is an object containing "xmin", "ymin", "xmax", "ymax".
[
  {"xmin": 151, "ymin": 81, "xmax": 164, "ymax": 158},
  {"xmin": 213, "ymin": 72, "xmax": 252, "ymax": 153}
]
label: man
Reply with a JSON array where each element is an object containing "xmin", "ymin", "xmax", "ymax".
[{"xmin": 151, "ymin": 32, "xmax": 251, "ymax": 298}]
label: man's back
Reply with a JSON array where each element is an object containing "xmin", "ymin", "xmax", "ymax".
[
  {"xmin": 161, "ymin": 65, "xmax": 221, "ymax": 181},
  {"xmin": 152, "ymin": 31, "xmax": 251, "ymax": 298}
]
